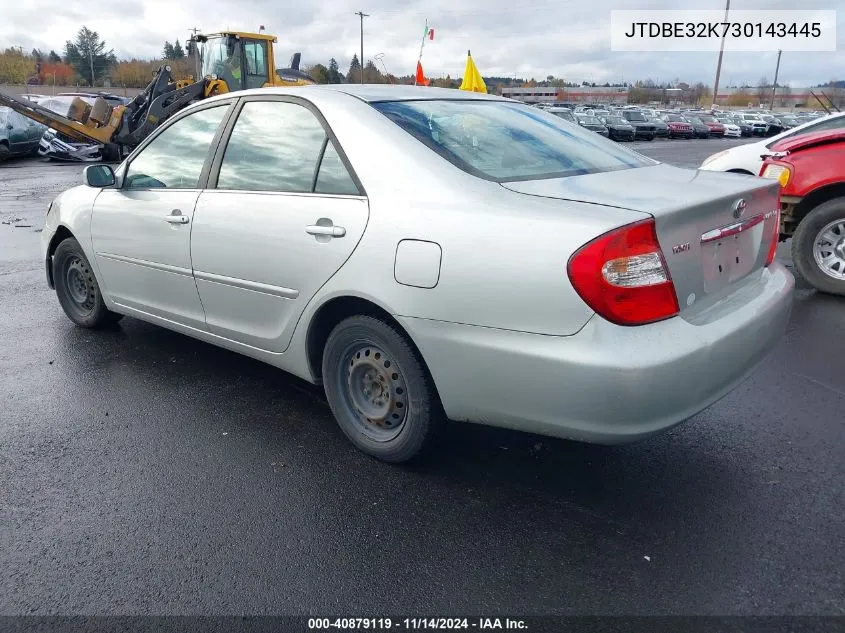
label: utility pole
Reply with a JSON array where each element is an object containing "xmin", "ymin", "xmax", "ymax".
[
  {"xmin": 769, "ymin": 49, "xmax": 782, "ymax": 111},
  {"xmin": 354, "ymin": 10, "xmax": 369, "ymax": 84},
  {"xmin": 711, "ymin": 0, "xmax": 730, "ymax": 110}
]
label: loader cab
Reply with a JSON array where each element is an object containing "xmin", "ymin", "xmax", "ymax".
[{"xmin": 197, "ymin": 31, "xmax": 315, "ymax": 94}]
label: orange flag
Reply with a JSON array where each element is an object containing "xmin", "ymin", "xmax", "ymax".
[{"xmin": 415, "ymin": 61, "xmax": 430, "ymax": 86}]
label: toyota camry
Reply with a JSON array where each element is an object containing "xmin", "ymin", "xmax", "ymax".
[{"xmin": 41, "ymin": 86, "xmax": 794, "ymax": 463}]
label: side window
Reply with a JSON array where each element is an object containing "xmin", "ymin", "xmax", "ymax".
[
  {"xmin": 315, "ymin": 141, "xmax": 359, "ymax": 195},
  {"xmin": 124, "ymin": 105, "xmax": 228, "ymax": 190},
  {"xmin": 217, "ymin": 101, "xmax": 326, "ymax": 193},
  {"xmin": 243, "ymin": 41, "xmax": 268, "ymax": 90}
]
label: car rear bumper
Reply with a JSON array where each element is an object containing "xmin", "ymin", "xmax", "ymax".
[{"xmin": 401, "ymin": 263, "xmax": 794, "ymax": 444}]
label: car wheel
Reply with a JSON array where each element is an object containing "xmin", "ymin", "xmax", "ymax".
[
  {"xmin": 791, "ymin": 197, "xmax": 845, "ymax": 296},
  {"xmin": 52, "ymin": 237, "xmax": 123, "ymax": 327},
  {"xmin": 322, "ymin": 315, "xmax": 443, "ymax": 463},
  {"xmin": 0, "ymin": 142, "xmax": 10, "ymax": 162}
]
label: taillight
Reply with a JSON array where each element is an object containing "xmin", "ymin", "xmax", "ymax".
[
  {"xmin": 567, "ymin": 219, "xmax": 680, "ymax": 326},
  {"xmin": 766, "ymin": 203, "xmax": 781, "ymax": 266}
]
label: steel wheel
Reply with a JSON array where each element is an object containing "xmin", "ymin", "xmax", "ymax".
[
  {"xmin": 64, "ymin": 256, "xmax": 97, "ymax": 315},
  {"xmin": 812, "ymin": 219, "xmax": 845, "ymax": 281},
  {"xmin": 339, "ymin": 342, "xmax": 409, "ymax": 442}
]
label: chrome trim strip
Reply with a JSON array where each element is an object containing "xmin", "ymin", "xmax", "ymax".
[
  {"xmin": 700, "ymin": 213, "xmax": 766, "ymax": 244},
  {"xmin": 194, "ymin": 270, "xmax": 299, "ymax": 299},
  {"xmin": 98, "ymin": 252, "xmax": 193, "ymax": 277}
]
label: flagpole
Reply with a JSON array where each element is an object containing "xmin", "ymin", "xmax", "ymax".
[{"xmin": 415, "ymin": 19, "xmax": 427, "ymax": 86}]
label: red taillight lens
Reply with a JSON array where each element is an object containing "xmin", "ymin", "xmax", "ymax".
[
  {"xmin": 766, "ymin": 202, "xmax": 781, "ymax": 266},
  {"xmin": 567, "ymin": 219, "xmax": 680, "ymax": 326}
]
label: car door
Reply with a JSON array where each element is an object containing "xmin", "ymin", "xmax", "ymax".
[
  {"xmin": 190, "ymin": 97, "xmax": 369, "ymax": 353},
  {"xmin": 90, "ymin": 101, "xmax": 234, "ymax": 329},
  {"xmin": 6, "ymin": 111, "xmax": 31, "ymax": 154}
]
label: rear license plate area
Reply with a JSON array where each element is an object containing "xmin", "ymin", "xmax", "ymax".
[{"xmin": 702, "ymin": 223, "xmax": 763, "ymax": 292}]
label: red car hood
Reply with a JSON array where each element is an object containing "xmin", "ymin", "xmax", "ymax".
[{"xmin": 769, "ymin": 129, "xmax": 845, "ymax": 153}]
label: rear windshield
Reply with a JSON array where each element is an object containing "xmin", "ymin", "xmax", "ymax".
[
  {"xmin": 623, "ymin": 111, "xmax": 647, "ymax": 121},
  {"xmin": 372, "ymin": 100, "xmax": 652, "ymax": 182}
]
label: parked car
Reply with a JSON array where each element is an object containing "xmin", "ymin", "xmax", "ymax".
[
  {"xmin": 727, "ymin": 116, "xmax": 754, "ymax": 137},
  {"xmin": 716, "ymin": 117, "xmax": 742, "ymax": 138},
  {"xmin": 759, "ymin": 114, "xmax": 784, "ymax": 136},
  {"xmin": 776, "ymin": 115, "xmax": 800, "ymax": 130},
  {"xmin": 684, "ymin": 116, "xmax": 712, "ymax": 139},
  {"xmin": 38, "ymin": 93, "xmax": 130, "ymax": 162},
  {"xmin": 697, "ymin": 115, "xmax": 726, "ymax": 137},
  {"xmin": 736, "ymin": 113, "xmax": 769, "ymax": 136},
  {"xmin": 547, "ymin": 107, "xmax": 577, "ymax": 124},
  {"xmin": 575, "ymin": 113, "xmax": 609, "ymax": 136},
  {"xmin": 0, "ymin": 106, "xmax": 46, "ymax": 160},
  {"xmin": 39, "ymin": 85, "xmax": 794, "ymax": 462},
  {"xmin": 620, "ymin": 110, "xmax": 656, "ymax": 140},
  {"xmin": 700, "ymin": 112, "xmax": 845, "ymax": 174},
  {"xmin": 760, "ymin": 129, "xmax": 845, "ymax": 295},
  {"xmin": 662, "ymin": 115, "xmax": 694, "ymax": 139},
  {"xmin": 600, "ymin": 115, "xmax": 636, "ymax": 141},
  {"xmin": 647, "ymin": 116, "xmax": 670, "ymax": 138}
]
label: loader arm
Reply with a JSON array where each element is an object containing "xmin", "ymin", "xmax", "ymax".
[{"xmin": 0, "ymin": 91, "xmax": 121, "ymax": 145}]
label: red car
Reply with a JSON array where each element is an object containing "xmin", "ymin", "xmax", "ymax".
[
  {"xmin": 760, "ymin": 128, "xmax": 845, "ymax": 295},
  {"xmin": 662, "ymin": 115, "xmax": 694, "ymax": 139},
  {"xmin": 699, "ymin": 115, "xmax": 726, "ymax": 137}
]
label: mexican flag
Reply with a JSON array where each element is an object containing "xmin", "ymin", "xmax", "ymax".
[{"xmin": 425, "ymin": 26, "xmax": 434, "ymax": 40}]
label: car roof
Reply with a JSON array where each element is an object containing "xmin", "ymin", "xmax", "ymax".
[
  {"xmin": 769, "ymin": 129, "xmax": 845, "ymax": 153},
  {"xmin": 204, "ymin": 84, "xmax": 509, "ymax": 105}
]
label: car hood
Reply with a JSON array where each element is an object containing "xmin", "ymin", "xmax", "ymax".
[
  {"xmin": 768, "ymin": 129, "xmax": 845, "ymax": 153},
  {"xmin": 500, "ymin": 163, "xmax": 753, "ymax": 214}
]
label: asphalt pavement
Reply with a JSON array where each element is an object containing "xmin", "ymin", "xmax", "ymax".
[{"xmin": 1, "ymin": 140, "xmax": 844, "ymax": 618}]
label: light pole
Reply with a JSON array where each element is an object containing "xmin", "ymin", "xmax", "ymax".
[
  {"xmin": 711, "ymin": 0, "xmax": 730, "ymax": 109},
  {"xmin": 354, "ymin": 10, "xmax": 369, "ymax": 84},
  {"xmin": 769, "ymin": 50, "xmax": 782, "ymax": 110}
]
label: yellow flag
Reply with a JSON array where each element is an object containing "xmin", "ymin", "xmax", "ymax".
[{"xmin": 459, "ymin": 50, "xmax": 487, "ymax": 93}]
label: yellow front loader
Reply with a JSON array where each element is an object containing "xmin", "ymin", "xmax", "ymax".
[{"xmin": 0, "ymin": 31, "xmax": 316, "ymax": 159}]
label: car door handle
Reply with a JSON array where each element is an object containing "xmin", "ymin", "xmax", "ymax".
[
  {"xmin": 165, "ymin": 210, "xmax": 189, "ymax": 224},
  {"xmin": 306, "ymin": 224, "xmax": 346, "ymax": 238}
]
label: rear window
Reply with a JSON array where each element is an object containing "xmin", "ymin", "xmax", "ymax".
[{"xmin": 372, "ymin": 100, "xmax": 653, "ymax": 183}]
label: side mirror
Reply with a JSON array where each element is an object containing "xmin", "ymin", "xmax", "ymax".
[
  {"xmin": 6, "ymin": 123, "xmax": 12, "ymax": 130},
  {"xmin": 83, "ymin": 164, "xmax": 116, "ymax": 188}
]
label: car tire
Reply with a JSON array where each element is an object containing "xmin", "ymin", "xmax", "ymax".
[
  {"xmin": 322, "ymin": 315, "xmax": 444, "ymax": 463},
  {"xmin": 0, "ymin": 142, "xmax": 9, "ymax": 162},
  {"xmin": 791, "ymin": 197, "xmax": 845, "ymax": 296},
  {"xmin": 52, "ymin": 237, "xmax": 123, "ymax": 328}
]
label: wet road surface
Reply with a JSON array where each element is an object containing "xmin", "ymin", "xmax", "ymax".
[{"xmin": 1, "ymin": 143, "xmax": 843, "ymax": 616}]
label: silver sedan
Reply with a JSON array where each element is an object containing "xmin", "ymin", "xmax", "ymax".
[{"xmin": 41, "ymin": 85, "xmax": 794, "ymax": 463}]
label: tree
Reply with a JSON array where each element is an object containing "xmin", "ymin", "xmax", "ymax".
[
  {"xmin": 756, "ymin": 76, "xmax": 769, "ymax": 104},
  {"xmin": 0, "ymin": 48, "xmax": 35, "ymax": 84},
  {"xmin": 48, "ymin": 50, "xmax": 61, "ymax": 63},
  {"xmin": 363, "ymin": 60, "xmax": 383, "ymax": 83},
  {"xmin": 64, "ymin": 26, "xmax": 115, "ymax": 87},
  {"xmin": 327, "ymin": 58, "xmax": 343, "ymax": 83},
  {"xmin": 162, "ymin": 41, "xmax": 175, "ymax": 60},
  {"xmin": 31, "ymin": 49, "xmax": 44, "ymax": 62},
  {"xmin": 39, "ymin": 62, "xmax": 75, "ymax": 85},
  {"xmin": 306, "ymin": 63, "xmax": 329, "ymax": 84},
  {"xmin": 172, "ymin": 40, "xmax": 186, "ymax": 59},
  {"xmin": 347, "ymin": 54, "xmax": 361, "ymax": 84}
]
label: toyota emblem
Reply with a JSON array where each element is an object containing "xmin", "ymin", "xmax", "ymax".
[{"xmin": 732, "ymin": 198, "xmax": 747, "ymax": 219}]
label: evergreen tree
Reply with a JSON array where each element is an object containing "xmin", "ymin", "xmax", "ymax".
[
  {"xmin": 328, "ymin": 58, "xmax": 343, "ymax": 83},
  {"xmin": 347, "ymin": 54, "xmax": 361, "ymax": 83},
  {"xmin": 172, "ymin": 40, "xmax": 185, "ymax": 59},
  {"xmin": 163, "ymin": 41, "xmax": 175, "ymax": 60},
  {"xmin": 64, "ymin": 27, "xmax": 115, "ymax": 86},
  {"xmin": 48, "ymin": 50, "xmax": 61, "ymax": 63}
]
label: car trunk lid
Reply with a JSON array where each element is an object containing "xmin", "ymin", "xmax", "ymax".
[{"xmin": 501, "ymin": 164, "xmax": 781, "ymax": 318}]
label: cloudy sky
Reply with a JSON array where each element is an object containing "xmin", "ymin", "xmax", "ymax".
[{"xmin": 2, "ymin": 0, "xmax": 843, "ymax": 86}]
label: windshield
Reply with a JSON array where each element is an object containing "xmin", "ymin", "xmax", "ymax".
[
  {"xmin": 578, "ymin": 116, "xmax": 602, "ymax": 125},
  {"xmin": 372, "ymin": 100, "xmax": 653, "ymax": 183},
  {"xmin": 604, "ymin": 116, "xmax": 626, "ymax": 125},
  {"xmin": 699, "ymin": 116, "xmax": 716, "ymax": 123},
  {"xmin": 686, "ymin": 117, "xmax": 702, "ymax": 125},
  {"xmin": 551, "ymin": 111, "xmax": 574, "ymax": 121},
  {"xmin": 623, "ymin": 111, "xmax": 647, "ymax": 121},
  {"xmin": 201, "ymin": 36, "xmax": 240, "ymax": 83},
  {"xmin": 665, "ymin": 115, "xmax": 685, "ymax": 122}
]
